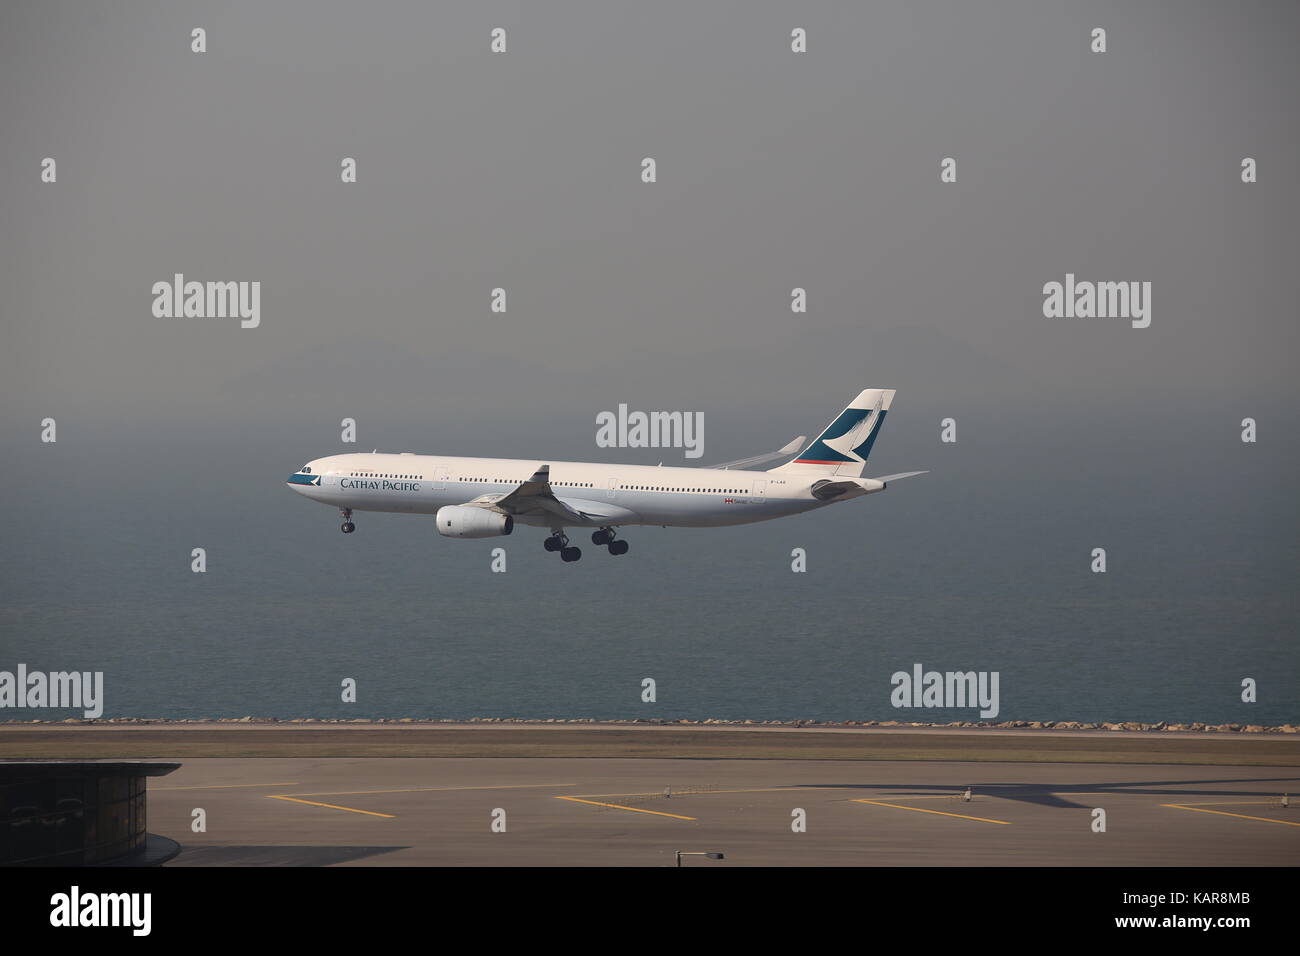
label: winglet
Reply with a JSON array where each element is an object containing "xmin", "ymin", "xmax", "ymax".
[{"xmin": 709, "ymin": 435, "xmax": 808, "ymax": 470}]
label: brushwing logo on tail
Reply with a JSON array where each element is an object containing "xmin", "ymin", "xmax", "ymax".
[{"xmin": 795, "ymin": 400, "xmax": 887, "ymax": 464}]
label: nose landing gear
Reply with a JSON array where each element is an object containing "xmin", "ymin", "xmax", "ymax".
[{"xmin": 340, "ymin": 508, "xmax": 355, "ymax": 534}]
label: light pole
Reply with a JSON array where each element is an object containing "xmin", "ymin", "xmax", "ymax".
[{"xmin": 675, "ymin": 850, "xmax": 725, "ymax": 867}]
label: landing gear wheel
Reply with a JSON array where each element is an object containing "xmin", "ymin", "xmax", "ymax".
[
  {"xmin": 560, "ymin": 546, "xmax": 582, "ymax": 562},
  {"xmin": 341, "ymin": 521, "xmax": 355, "ymax": 534},
  {"xmin": 543, "ymin": 536, "xmax": 561, "ymax": 552},
  {"xmin": 608, "ymin": 539, "xmax": 628, "ymax": 555},
  {"xmin": 592, "ymin": 529, "xmax": 613, "ymax": 545}
]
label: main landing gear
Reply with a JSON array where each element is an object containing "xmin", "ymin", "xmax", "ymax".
[
  {"xmin": 544, "ymin": 530, "xmax": 582, "ymax": 562},
  {"xmin": 339, "ymin": 508, "xmax": 355, "ymax": 534},
  {"xmin": 592, "ymin": 527, "xmax": 629, "ymax": 555},
  {"xmin": 546, "ymin": 527, "xmax": 630, "ymax": 561}
]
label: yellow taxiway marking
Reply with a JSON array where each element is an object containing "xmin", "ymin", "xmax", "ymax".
[
  {"xmin": 278, "ymin": 783, "xmax": 577, "ymax": 797},
  {"xmin": 1049, "ymin": 792, "xmax": 1113, "ymax": 797},
  {"xmin": 268, "ymin": 795, "xmax": 395, "ymax": 818},
  {"xmin": 1050, "ymin": 793, "xmax": 1295, "ymax": 804},
  {"xmin": 571, "ymin": 785, "xmax": 850, "ymax": 799},
  {"xmin": 1157, "ymin": 799, "xmax": 1292, "ymax": 807},
  {"xmin": 851, "ymin": 798, "xmax": 1011, "ymax": 825},
  {"xmin": 879, "ymin": 794, "xmax": 982, "ymax": 800},
  {"xmin": 1161, "ymin": 804, "xmax": 1300, "ymax": 827},
  {"xmin": 570, "ymin": 788, "xmax": 990, "ymax": 804},
  {"xmin": 554, "ymin": 796, "xmax": 696, "ymax": 821},
  {"xmin": 155, "ymin": 782, "xmax": 301, "ymax": 791}
]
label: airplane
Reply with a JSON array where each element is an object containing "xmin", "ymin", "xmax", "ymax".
[{"xmin": 284, "ymin": 387, "xmax": 926, "ymax": 562}]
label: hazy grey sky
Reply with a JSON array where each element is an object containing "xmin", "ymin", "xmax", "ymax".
[
  {"xmin": 2, "ymin": 0, "xmax": 1297, "ymax": 442},
  {"xmin": 1, "ymin": 2, "xmax": 1297, "ymax": 727}
]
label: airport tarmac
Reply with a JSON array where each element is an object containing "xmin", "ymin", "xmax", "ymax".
[{"xmin": 147, "ymin": 756, "xmax": 1300, "ymax": 866}]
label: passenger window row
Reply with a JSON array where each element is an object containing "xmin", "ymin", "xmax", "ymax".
[{"xmin": 620, "ymin": 485, "xmax": 743, "ymax": 493}]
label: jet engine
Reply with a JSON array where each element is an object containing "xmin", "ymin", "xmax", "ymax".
[{"xmin": 435, "ymin": 505, "xmax": 514, "ymax": 538}]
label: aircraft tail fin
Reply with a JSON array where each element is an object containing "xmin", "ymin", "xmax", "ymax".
[{"xmin": 769, "ymin": 388, "xmax": 896, "ymax": 478}]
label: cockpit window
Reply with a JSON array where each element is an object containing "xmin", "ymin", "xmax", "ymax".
[{"xmin": 302, "ymin": 466, "xmax": 312, "ymax": 473}]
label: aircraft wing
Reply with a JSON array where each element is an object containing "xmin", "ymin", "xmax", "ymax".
[
  {"xmin": 497, "ymin": 464, "xmax": 555, "ymax": 506},
  {"xmin": 707, "ymin": 435, "xmax": 807, "ymax": 470},
  {"xmin": 460, "ymin": 464, "xmax": 632, "ymax": 526}
]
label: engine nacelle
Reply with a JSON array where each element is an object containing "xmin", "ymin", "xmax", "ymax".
[
  {"xmin": 810, "ymin": 477, "xmax": 886, "ymax": 500},
  {"xmin": 435, "ymin": 505, "xmax": 514, "ymax": 538}
]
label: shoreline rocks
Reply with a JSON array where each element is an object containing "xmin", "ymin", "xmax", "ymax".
[{"xmin": 6, "ymin": 716, "xmax": 1298, "ymax": 733}]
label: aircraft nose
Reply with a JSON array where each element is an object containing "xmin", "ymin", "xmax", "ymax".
[{"xmin": 285, "ymin": 471, "xmax": 321, "ymax": 492}]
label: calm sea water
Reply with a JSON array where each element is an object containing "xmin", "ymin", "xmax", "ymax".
[{"xmin": 2, "ymin": 419, "xmax": 1296, "ymax": 726}]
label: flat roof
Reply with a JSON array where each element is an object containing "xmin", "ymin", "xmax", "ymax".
[{"xmin": 0, "ymin": 760, "xmax": 180, "ymax": 780}]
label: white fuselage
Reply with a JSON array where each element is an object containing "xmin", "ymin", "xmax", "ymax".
[{"xmin": 287, "ymin": 452, "xmax": 836, "ymax": 529}]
